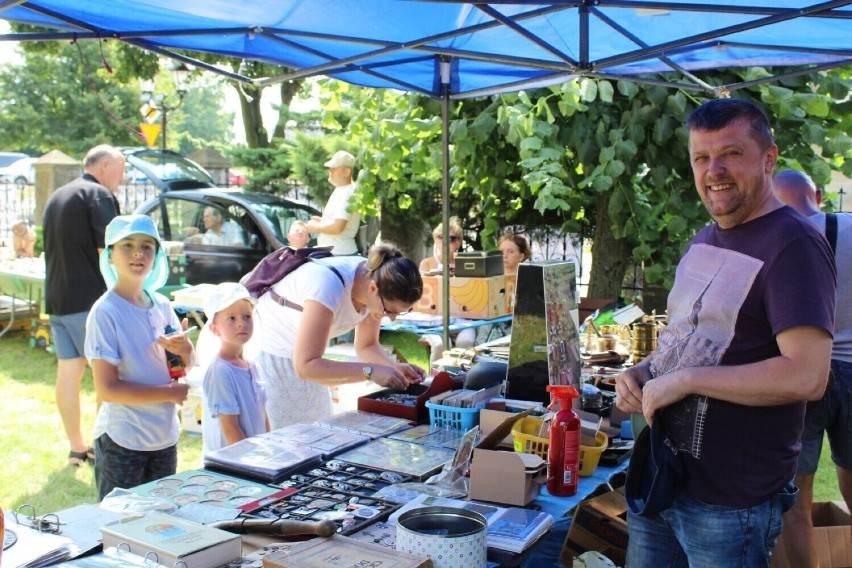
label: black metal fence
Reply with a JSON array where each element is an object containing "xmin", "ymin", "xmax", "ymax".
[{"xmin": 0, "ymin": 180, "xmax": 158, "ymax": 245}]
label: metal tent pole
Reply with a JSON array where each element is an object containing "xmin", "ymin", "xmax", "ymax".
[{"xmin": 440, "ymin": 56, "xmax": 451, "ymax": 351}]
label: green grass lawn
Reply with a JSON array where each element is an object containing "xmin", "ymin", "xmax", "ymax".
[{"xmin": 0, "ymin": 328, "xmax": 841, "ymax": 515}]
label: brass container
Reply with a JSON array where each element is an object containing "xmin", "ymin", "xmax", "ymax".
[
  {"xmin": 630, "ymin": 322, "xmax": 658, "ymax": 361},
  {"xmin": 631, "ymin": 322, "xmax": 658, "ymax": 340},
  {"xmin": 594, "ymin": 334, "xmax": 618, "ymax": 352},
  {"xmin": 631, "ymin": 338, "xmax": 656, "ymax": 352}
]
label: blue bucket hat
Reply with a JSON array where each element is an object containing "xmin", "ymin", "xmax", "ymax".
[
  {"xmin": 625, "ymin": 419, "xmax": 684, "ymax": 518},
  {"xmin": 99, "ymin": 214, "xmax": 169, "ymax": 293}
]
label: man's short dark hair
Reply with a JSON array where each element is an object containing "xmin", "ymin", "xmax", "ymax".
[{"xmin": 686, "ymin": 98, "xmax": 775, "ymax": 150}]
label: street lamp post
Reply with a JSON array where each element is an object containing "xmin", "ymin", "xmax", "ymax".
[{"xmin": 140, "ymin": 61, "xmax": 190, "ymax": 151}]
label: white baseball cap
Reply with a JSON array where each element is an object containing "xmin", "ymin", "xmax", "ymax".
[
  {"xmin": 203, "ymin": 282, "xmax": 256, "ymax": 320},
  {"xmin": 323, "ymin": 150, "xmax": 356, "ymax": 168},
  {"xmin": 99, "ymin": 214, "xmax": 169, "ymax": 293}
]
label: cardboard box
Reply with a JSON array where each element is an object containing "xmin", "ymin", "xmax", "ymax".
[
  {"xmin": 560, "ymin": 487, "xmax": 628, "ymax": 567},
  {"xmin": 771, "ymin": 501, "xmax": 852, "ymax": 568},
  {"xmin": 576, "ymin": 409, "xmax": 604, "ymax": 447},
  {"xmin": 262, "ymin": 534, "xmax": 432, "ymax": 568},
  {"xmin": 469, "ymin": 449, "xmax": 546, "ymax": 506},
  {"xmin": 414, "ymin": 275, "xmax": 507, "ymax": 319},
  {"xmin": 479, "ymin": 409, "xmax": 520, "ymax": 449},
  {"xmin": 455, "ymin": 251, "xmax": 504, "ymax": 278}
]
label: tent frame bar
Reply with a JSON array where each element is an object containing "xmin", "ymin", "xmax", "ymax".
[{"xmin": 2, "ymin": 0, "xmax": 850, "ymax": 97}]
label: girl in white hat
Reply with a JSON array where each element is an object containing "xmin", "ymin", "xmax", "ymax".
[{"xmin": 200, "ymin": 282, "xmax": 269, "ymax": 455}]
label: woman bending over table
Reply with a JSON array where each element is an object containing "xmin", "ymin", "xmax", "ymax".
[{"xmin": 254, "ymin": 243, "xmax": 426, "ymax": 428}]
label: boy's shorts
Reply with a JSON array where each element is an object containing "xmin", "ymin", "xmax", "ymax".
[
  {"xmin": 50, "ymin": 312, "xmax": 89, "ymax": 360},
  {"xmin": 796, "ymin": 359, "xmax": 852, "ymax": 474}
]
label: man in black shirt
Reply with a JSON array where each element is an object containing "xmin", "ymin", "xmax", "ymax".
[{"xmin": 43, "ymin": 145, "xmax": 124, "ymax": 466}]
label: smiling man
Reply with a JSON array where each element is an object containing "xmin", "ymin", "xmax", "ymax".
[{"xmin": 615, "ymin": 99, "xmax": 836, "ymax": 567}]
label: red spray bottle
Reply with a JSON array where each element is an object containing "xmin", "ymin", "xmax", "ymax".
[{"xmin": 546, "ymin": 385, "xmax": 581, "ymax": 496}]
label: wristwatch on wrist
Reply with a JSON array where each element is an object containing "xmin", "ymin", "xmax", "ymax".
[{"xmin": 362, "ymin": 365, "xmax": 374, "ymax": 384}]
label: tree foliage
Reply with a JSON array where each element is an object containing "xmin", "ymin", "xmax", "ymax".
[
  {"xmin": 0, "ymin": 40, "xmax": 234, "ymax": 157},
  {"xmin": 318, "ymin": 67, "xmax": 851, "ymax": 304},
  {"xmin": 0, "ymin": 41, "xmax": 141, "ymax": 156}
]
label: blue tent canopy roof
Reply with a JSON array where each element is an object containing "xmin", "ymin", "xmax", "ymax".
[{"xmin": 1, "ymin": 0, "xmax": 850, "ymax": 97}]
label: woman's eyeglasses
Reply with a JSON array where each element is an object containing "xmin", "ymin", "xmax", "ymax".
[
  {"xmin": 436, "ymin": 235, "xmax": 460, "ymax": 243},
  {"xmin": 379, "ymin": 295, "xmax": 413, "ymax": 317}
]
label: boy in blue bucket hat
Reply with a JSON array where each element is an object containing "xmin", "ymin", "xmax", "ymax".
[{"xmin": 85, "ymin": 214, "xmax": 196, "ymax": 500}]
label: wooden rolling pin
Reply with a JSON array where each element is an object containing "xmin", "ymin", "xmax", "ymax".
[{"xmin": 210, "ymin": 518, "xmax": 337, "ymax": 537}]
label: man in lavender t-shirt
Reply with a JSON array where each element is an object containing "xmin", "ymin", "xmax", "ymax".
[{"xmin": 616, "ymin": 99, "xmax": 835, "ymax": 567}]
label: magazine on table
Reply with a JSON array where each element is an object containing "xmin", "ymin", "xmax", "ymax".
[{"xmin": 386, "ymin": 494, "xmax": 553, "ymax": 553}]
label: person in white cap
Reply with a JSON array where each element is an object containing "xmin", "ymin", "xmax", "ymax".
[
  {"xmin": 85, "ymin": 214, "xmax": 196, "ymax": 500},
  {"xmin": 306, "ymin": 150, "xmax": 361, "ymax": 255},
  {"xmin": 200, "ymin": 282, "xmax": 269, "ymax": 455}
]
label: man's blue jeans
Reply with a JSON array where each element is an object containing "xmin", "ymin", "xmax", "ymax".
[{"xmin": 626, "ymin": 482, "xmax": 797, "ymax": 567}]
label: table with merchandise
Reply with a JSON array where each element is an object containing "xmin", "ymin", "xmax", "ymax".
[{"xmin": 2, "ymin": 397, "xmax": 630, "ymax": 568}]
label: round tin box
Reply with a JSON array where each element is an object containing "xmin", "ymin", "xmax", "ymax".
[{"xmin": 396, "ymin": 506, "xmax": 487, "ymax": 568}]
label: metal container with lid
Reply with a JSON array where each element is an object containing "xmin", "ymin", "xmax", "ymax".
[{"xmin": 396, "ymin": 506, "xmax": 487, "ymax": 568}]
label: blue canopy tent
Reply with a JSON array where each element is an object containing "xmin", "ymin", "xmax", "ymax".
[{"xmin": 2, "ymin": 0, "xmax": 851, "ymax": 344}]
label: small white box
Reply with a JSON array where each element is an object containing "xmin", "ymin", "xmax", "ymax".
[
  {"xmin": 172, "ymin": 283, "xmax": 217, "ymax": 310},
  {"xmin": 180, "ymin": 391, "xmax": 203, "ymax": 434}
]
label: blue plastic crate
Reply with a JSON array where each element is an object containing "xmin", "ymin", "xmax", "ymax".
[{"xmin": 425, "ymin": 401, "xmax": 481, "ymax": 431}]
